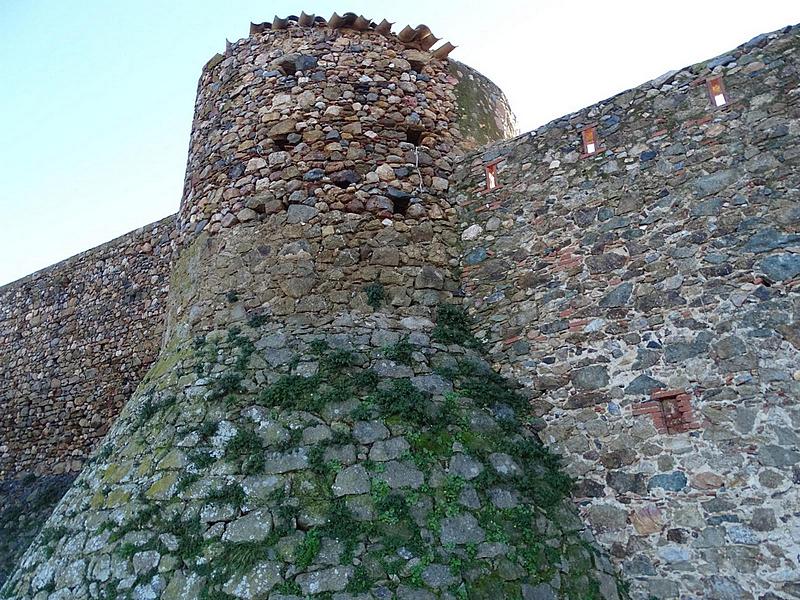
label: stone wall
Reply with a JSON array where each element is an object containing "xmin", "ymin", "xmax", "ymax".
[
  {"xmin": 453, "ymin": 25, "xmax": 800, "ymax": 599},
  {"xmin": 0, "ymin": 217, "xmax": 174, "ymax": 479},
  {"xmin": 2, "ymin": 309, "xmax": 623, "ymax": 599}
]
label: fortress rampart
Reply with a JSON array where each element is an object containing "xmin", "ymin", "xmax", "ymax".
[
  {"xmin": 0, "ymin": 217, "xmax": 174, "ymax": 479},
  {"xmin": 0, "ymin": 14, "xmax": 798, "ymax": 600},
  {"xmin": 454, "ymin": 26, "xmax": 800, "ymax": 598}
]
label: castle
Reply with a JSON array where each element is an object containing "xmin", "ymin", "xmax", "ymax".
[{"xmin": 1, "ymin": 12, "xmax": 798, "ymax": 600}]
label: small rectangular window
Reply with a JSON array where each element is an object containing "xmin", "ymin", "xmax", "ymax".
[
  {"xmin": 706, "ymin": 76, "xmax": 727, "ymax": 107},
  {"xmin": 581, "ymin": 126, "xmax": 599, "ymax": 156},
  {"xmin": 633, "ymin": 389, "xmax": 700, "ymax": 434},
  {"xmin": 484, "ymin": 162, "xmax": 501, "ymax": 191}
]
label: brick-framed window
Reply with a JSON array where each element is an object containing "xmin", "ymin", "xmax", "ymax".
[
  {"xmin": 580, "ymin": 125, "xmax": 600, "ymax": 157},
  {"xmin": 482, "ymin": 158, "xmax": 504, "ymax": 192},
  {"xmin": 706, "ymin": 76, "xmax": 728, "ymax": 107},
  {"xmin": 632, "ymin": 389, "xmax": 700, "ymax": 434}
]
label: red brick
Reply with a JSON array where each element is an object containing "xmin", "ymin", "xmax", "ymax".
[
  {"xmin": 569, "ymin": 319, "xmax": 590, "ymax": 330},
  {"xmin": 651, "ymin": 389, "xmax": 684, "ymax": 400}
]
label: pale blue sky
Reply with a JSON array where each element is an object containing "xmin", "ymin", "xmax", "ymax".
[{"xmin": 0, "ymin": 1, "xmax": 796, "ymax": 286}]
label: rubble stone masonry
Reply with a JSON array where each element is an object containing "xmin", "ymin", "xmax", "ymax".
[
  {"xmin": 0, "ymin": 217, "xmax": 174, "ymax": 478},
  {"xmin": 1, "ymin": 14, "xmax": 799, "ymax": 600},
  {"xmin": 454, "ymin": 25, "xmax": 800, "ymax": 599}
]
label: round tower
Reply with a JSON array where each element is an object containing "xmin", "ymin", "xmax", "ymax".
[
  {"xmin": 2, "ymin": 14, "xmax": 621, "ymax": 600},
  {"xmin": 178, "ymin": 12, "xmax": 514, "ymax": 240},
  {"xmin": 166, "ymin": 13, "xmax": 515, "ymax": 344}
]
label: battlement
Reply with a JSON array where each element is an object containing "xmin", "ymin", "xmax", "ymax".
[{"xmin": 247, "ymin": 12, "xmax": 457, "ymax": 57}]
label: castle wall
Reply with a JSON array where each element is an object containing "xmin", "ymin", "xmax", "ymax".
[
  {"xmin": 0, "ymin": 217, "xmax": 174, "ymax": 478},
  {"xmin": 454, "ymin": 26, "xmax": 800, "ymax": 599}
]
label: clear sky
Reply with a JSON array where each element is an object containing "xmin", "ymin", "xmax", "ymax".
[{"xmin": 0, "ymin": 1, "xmax": 796, "ymax": 286}]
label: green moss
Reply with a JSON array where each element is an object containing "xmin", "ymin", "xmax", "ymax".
[
  {"xmin": 208, "ymin": 483, "xmax": 245, "ymax": 508},
  {"xmin": 177, "ymin": 473, "xmax": 200, "ymax": 494},
  {"xmin": 259, "ymin": 374, "xmax": 320, "ymax": 410},
  {"xmin": 372, "ymin": 480, "xmax": 412, "ymax": 526},
  {"xmin": 295, "ymin": 530, "xmax": 321, "ymax": 569},
  {"xmin": 383, "ymin": 337, "xmax": 415, "ymax": 365},
  {"xmin": 274, "ymin": 581, "xmax": 302, "ymax": 595},
  {"xmin": 116, "ymin": 542, "xmax": 139, "ymax": 559},
  {"xmin": 432, "ymin": 304, "xmax": 481, "ymax": 348},
  {"xmin": 144, "ymin": 472, "xmax": 179, "ymax": 500},
  {"xmin": 451, "ymin": 360, "xmax": 527, "ymax": 414},
  {"xmin": 135, "ymin": 395, "xmax": 177, "ymax": 430},
  {"xmin": 466, "ymin": 574, "xmax": 523, "ymax": 600},
  {"xmin": 109, "ymin": 504, "xmax": 158, "ymax": 543},
  {"xmin": 225, "ymin": 428, "xmax": 265, "ymax": 475},
  {"xmin": 371, "ymin": 379, "xmax": 437, "ymax": 427},
  {"xmin": 363, "ymin": 282, "xmax": 385, "ymax": 309},
  {"xmin": 141, "ymin": 345, "xmax": 193, "ymax": 388},
  {"xmin": 346, "ymin": 565, "xmax": 372, "ymax": 593},
  {"xmin": 188, "ymin": 449, "xmax": 215, "ymax": 469},
  {"xmin": 39, "ymin": 526, "xmax": 68, "ymax": 554},
  {"xmin": 218, "ymin": 538, "xmax": 275, "ymax": 574},
  {"xmin": 198, "ymin": 421, "xmax": 218, "ymax": 440},
  {"xmin": 450, "ymin": 62, "xmax": 507, "ymax": 148},
  {"xmin": 208, "ymin": 372, "xmax": 244, "ymax": 401},
  {"xmin": 247, "ymin": 314, "xmax": 269, "ymax": 328}
]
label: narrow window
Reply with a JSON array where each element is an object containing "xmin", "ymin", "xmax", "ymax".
[
  {"xmin": 485, "ymin": 163, "xmax": 499, "ymax": 191},
  {"xmin": 707, "ymin": 76, "xmax": 727, "ymax": 107},
  {"xmin": 581, "ymin": 126, "xmax": 599, "ymax": 156}
]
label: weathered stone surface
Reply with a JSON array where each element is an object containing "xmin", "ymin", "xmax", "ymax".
[
  {"xmin": 286, "ymin": 204, "xmax": 318, "ymax": 224},
  {"xmin": 647, "ymin": 472, "xmax": 687, "ymax": 492},
  {"xmin": 376, "ymin": 461, "xmax": 424, "ymax": 489},
  {"xmin": 571, "ymin": 365, "xmax": 609, "ymax": 390},
  {"xmin": 599, "ymin": 282, "xmax": 633, "ymax": 308},
  {"xmin": 223, "ymin": 562, "xmax": 282, "ymax": 598},
  {"xmin": 758, "ymin": 253, "xmax": 800, "ymax": 281},
  {"xmin": 440, "ymin": 513, "xmax": 485, "ymax": 545},
  {"xmin": 332, "ymin": 465, "xmax": 371, "ymax": 496},
  {"xmin": 586, "ymin": 504, "xmax": 628, "ymax": 532},
  {"xmin": 222, "ymin": 510, "xmax": 272, "ymax": 543},
  {"xmin": 449, "ymin": 454, "xmax": 484, "ymax": 480},
  {"xmin": 692, "ymin": 169, "xmax": 738, "ymax": 196},
  {"xmin": 296, "ymin": 566, "xmax": 353, "ymax": 595}
]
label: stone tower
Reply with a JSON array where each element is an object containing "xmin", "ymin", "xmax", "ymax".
[
  {"xmin": 165, "ymin": 11, "xmax": 515, "ymax": 346},
  {"xmin": 2, "ymin": 14, "xmax": 621, "ymax": 600}
]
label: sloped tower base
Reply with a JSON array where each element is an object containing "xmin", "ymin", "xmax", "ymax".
[{"xmin": 3, "ymin": 302, "xmax": 623, "ymax": 599}]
